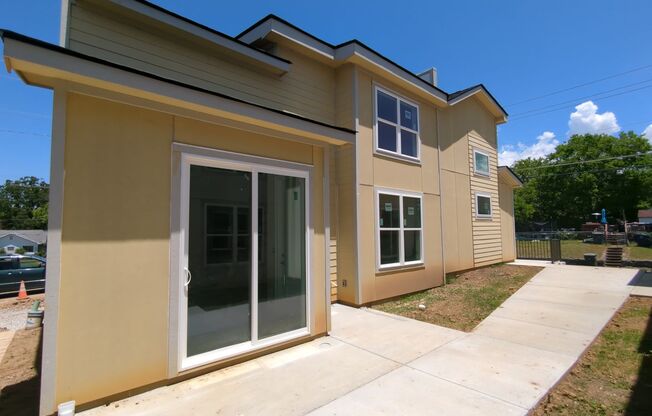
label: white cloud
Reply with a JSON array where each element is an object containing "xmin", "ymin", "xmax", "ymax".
[
  {"xmin": 498, "ymin": 131, "xmax": 559, "ymax": 166},
  {"xmin": 568, "ymin": 101, "xmax": 620, "ymax": 135},
  {"xmin": 643, "ymin": 124, "xmax": 652, "ymax": 142}
]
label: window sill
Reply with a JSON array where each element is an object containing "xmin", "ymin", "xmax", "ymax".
[
  {"xmin": 475, "ymin": 216, "xmax": 493, "ymax": 221},
  {"xmin": 376, "ymin": 262, "xmax": 425, "ymax": 274},
  {"xmin": 374, "ymin": 149, "xmax": 421, "ymax": 165},
  {"xmin": 473, "ymin": 171, "xmax": 491, "ymax": 178}
]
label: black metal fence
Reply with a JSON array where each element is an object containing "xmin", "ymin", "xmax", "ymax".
[{"xmin": 516, "ymin": 238, "xmax": 561, "ymax": 262}]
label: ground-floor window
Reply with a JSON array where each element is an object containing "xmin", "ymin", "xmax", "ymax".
[
  {"xmin": 475, "ymin": 192, "xmax": 492, "ymax": 218},
  {"xmin": 377, "ymin": 189, "xmax": 423, "ymax": 268}
]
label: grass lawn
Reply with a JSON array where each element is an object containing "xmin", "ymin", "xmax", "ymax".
[
  {"xmin": 371, "ymin": 264, "xmax": 542, "ymax": 332},
  {"xmin": 560, "ymin": 240, "xmax": 606, "ymax": 259},
  {"xmin": 534, "ymin": 297, "xmax": 652, "ymax": 415},
  {"xmin": 556, "ymin": 240, "xmax": 652, "ymax": 261}
]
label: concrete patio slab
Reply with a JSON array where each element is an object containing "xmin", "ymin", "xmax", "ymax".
[
  {"xmin": 510, "ymin": 283, "xmax": 629, "ymax": 309},
  {"xmin": 474, "ymin": 316, "xmax": 593, "ymax": 357},
  {"xmin": 80, "ymin": 336, "xmax": 399, "ymax": 416},
  {"xmin": 308, "ymin": 366, "xmax": 524, "ymax": 416},
  {"xmin": 492, "ymin": 297, "xmax": 621, "ymax": 335},
  {"xmin": 79, "ymin": 264, "xmax": 642, "ymax": 416},
  {"xmin": 527, "ymin": 265, "xmax": 635, "ymax": 293},
  {"xmin": 329, "ymin": 305, "xmax": 464, "ymax": 363},
  {"xmin": 629, "ymin": 271, "xmax": 652, "ymax": 297},
  {"xmin": 409, "ymin": 334, "xmax": 576, "ymax": 409}
]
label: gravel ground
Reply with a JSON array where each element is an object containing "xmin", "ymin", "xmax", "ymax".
[{"xmin": 0, "ymin": 294, "xmax": 45, "ymax": 331}]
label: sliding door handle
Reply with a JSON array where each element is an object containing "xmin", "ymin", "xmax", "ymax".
[{"xmin": 184, "ymin": 267, "xmax": 192, "ymax": 287}]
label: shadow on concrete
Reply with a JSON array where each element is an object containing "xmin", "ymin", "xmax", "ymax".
[
  {"xmin": 625, "ymin": 303, "xmax": 652, "ymax": 415},
  {"xmin": 0, "ymin": 328, "xmax": 42, "ymax": 416}
]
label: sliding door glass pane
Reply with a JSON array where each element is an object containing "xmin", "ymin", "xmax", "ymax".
[
  {"xmin": 187, "ymin": 166, "xmax": 251, "ymax": 357},
  {"xmin": 258, "ymin": 173, "xmax": 306, "ymax": 339}
]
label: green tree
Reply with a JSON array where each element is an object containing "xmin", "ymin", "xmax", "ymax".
[
  {"xmin": 0, "ymin": 176, "xmax": 49, "ymax": 229},
  {"xmin": 512, "ymin": 132, "xmax": 652, "ymax": 229}
]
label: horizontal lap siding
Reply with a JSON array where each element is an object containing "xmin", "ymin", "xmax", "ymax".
[
  {"xmin": 68, "ymin": 2, "xmax": 336, "ymax": 125},
  {"xmin": 468, "ymin": 134, "xmax": 502, "ymax": 267},
  {"xmin": 330, "ymin": 239, "xmax": 337, "ymax": 302}
]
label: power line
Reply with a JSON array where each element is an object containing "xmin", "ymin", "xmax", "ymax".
[
  {"xmin": 522, "ymin": 163, "xmax": 652, "ymax": 178},
  {"xmin": 510, "ymin": 78, "xmax": 652, "ymax": 118},
  {"xmin": 0, "ymin": 129, "xmax": 50, "ymax": 138},
  {"xmin": 516, "ymin": 151, "xmax": 652, "ymax": 171},
  {"xmin": 507, "ymin": 63, "xmax": 652, "ymax": 106},
  {"xmin": 509, "ymin": 84, "xmax": 652, "ymax": 122},
  {"xmin": 0, "ymin": 108, "xmax": 51, "ymax": 119}
]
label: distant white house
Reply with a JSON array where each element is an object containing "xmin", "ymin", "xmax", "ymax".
[
  {"xmin": 639, "ymin": 209, "xmax": 652, "ymax": 224},
  {"xmin": 0, "ymin": 230, "xmax": 47, "ymax": 254}
]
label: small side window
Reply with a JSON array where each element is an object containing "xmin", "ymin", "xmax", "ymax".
[
  {"xmin": 474, "ymin": 150, "xmax": 490, "ymax": 176},
  {"xmin": 476, "ymin": 194, "xmax": 492, "ymax": 218}
]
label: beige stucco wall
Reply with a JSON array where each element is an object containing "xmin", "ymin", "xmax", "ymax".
[
  {"xmin": 354, "ymin": 69, "xmax": 444, "ymax": 304},
  {"xmin": 440, "ymin": 97, "xmax": 502, "ymax": 272},
  {"xmin": 499, "ymin": 180, "xmax": 517, "ymax": 262},
  {"xmin": 56, "ymin": 93, "xmax": 328, "ymax": 408}
]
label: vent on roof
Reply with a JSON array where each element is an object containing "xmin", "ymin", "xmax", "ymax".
[{"xmin": 417, "ymin": 68, "xmax": 438, "ymax": 87}]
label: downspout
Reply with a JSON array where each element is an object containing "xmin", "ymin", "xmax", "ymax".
[{"xmin": 436, "ymin": 108, "xmax": 446, "ymax": 286}]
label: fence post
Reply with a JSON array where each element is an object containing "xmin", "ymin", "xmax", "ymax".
[{"xmin": 550, "ymin": 239, "xmax": 561, "ymax": 263}]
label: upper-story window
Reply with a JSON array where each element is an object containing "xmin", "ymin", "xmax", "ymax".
[
  {"xmin": 375, "ymin": 87, "xmax": 420, "ymax": 160},
  {"xmin": 473, "ymin": 149, "xmax": 490, "ymax": 176}
]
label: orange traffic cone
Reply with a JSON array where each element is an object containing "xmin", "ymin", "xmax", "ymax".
[{"xmin": 17, "ymin": 280, "xmax": 28, "ymax": 300}]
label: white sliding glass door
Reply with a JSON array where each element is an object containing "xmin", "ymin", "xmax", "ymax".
[{"xmin": 178, "ymin": 152, "xmax": 310, "ymax": 370}]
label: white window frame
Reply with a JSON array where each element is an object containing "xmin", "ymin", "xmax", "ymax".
[
  {"xmin": 172, "ymin": 144, "xmax": 312, "ymax": 373},
  {"xmin": 473, "ymin": 149, "xmax": 490, "ymax": 176},
  {"xmin": 373, "ymin": 85, "xmax": 421, "ymax": 162},
  {"xmin": 375, "ymin": 188, "xmax": 424, "ymax": 270},
  {"xmin": 475, "ymin": 192, "xmax": 493, "ymax": 219}
]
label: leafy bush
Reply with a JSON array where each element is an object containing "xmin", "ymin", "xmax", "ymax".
[
  {"xmin": 0, "ymin": 248, "xmax": 5, "ymax": 255},
  {"xmin": 15, "ymin": 247, "xmax": 26, "ymax": 255}
]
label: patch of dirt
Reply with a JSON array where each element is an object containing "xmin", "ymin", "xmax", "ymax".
[
  {"xmin": 0, "ymin": 327, "xmax": 42, "ymax": 416},
  {"xmin": 371, "ymin": 264, "xmax": 543, "ymax": 331},
  {"xmin": 533, "ymin": 296, "xmax": 652, "ymax": 416},
  {"xmin": 0, "ymin": 295, "xmax": 45, "ymax": 332}
]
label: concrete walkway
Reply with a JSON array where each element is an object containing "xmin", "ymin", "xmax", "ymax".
[{"xmin": 81, "ymin": 264, "xmax": 640, "ymax": 416}]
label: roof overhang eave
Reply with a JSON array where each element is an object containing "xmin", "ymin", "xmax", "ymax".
[
  {"xmin": 448, "ymin": 86, "xmax": 508, "ymax": 124},
  {"xmin": 1, "ymin": 32, "xmax": 354, "ymax": 146}
]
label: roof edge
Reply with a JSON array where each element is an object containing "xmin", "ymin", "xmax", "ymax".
[
  {"xmin": 112, "ymin": 1, "xmax": 291, "ymax": 69},
  {"xmin": 498, "ymin": 166, "xmax": 523, "ymax": 187},
  {"xmin": 447, "ymin": 84, "xmax": 508, "ymax": 120},
  {"xmin": 237, "ymin": 14, "xmax": 449, "ymax": 103},
  {"xmin": 0, "ymin": 30, "xmax": 355, "ymax": 138}
]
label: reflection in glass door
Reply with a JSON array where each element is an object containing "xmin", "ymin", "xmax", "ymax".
[
  {"xmin": 187, "ymin": 166, "xmax": 252, "ymax": 357},
  {"xmin": 182, "ymin": 155, "xmax": 308, "ymax": 367},
  {"xmin": 258, "ymin": 173, "xmax": 306, "ymax": 339}
]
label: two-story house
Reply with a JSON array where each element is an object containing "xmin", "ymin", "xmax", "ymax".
[{"xmin": 1, "ymin": 1, "xmax": 521, "ymax": 413}]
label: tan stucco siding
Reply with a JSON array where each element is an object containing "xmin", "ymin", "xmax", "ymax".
[
  {"xmin": 440, "ymin": 97, "xmax": 502, "ymax": 272},
  {"xmin": 499, "ymin": 180, "xmax": 517, "ymax": 262},
  {"xmin": 56, "ymin": 93, "xmax": 327, "ymax": 407},
  {"xmin": 67, "ymin": 1, "xmax": 336, "ymax": 126},
  {"xmin": 333, "ymin": 144, "xmax": 356, "ymax": 304},
  {"xmin": 441, "ymin": 170, "xmax": 474, "ymax": 272},
  {"xmin": 58, "ymin": 93, "xmax": 173, "ymax": 405},
  {"xmin": 354, "ymin": 69, "xmax": 444, "ymax": 304}
]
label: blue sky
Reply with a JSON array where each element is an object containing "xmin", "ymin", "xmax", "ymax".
[{"xmin": 1, "ymin": 0, "xmax": 651, "ymax": 181}]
